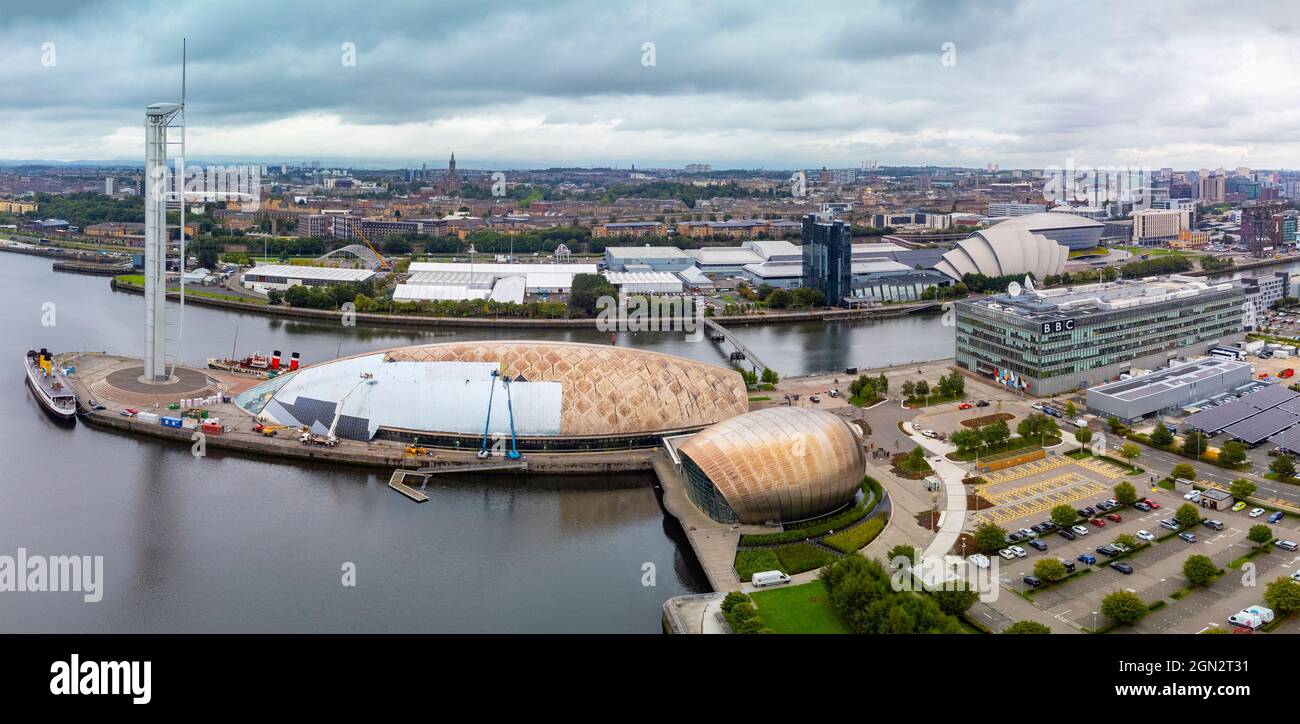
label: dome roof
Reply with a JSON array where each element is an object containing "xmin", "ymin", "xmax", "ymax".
[
  {"xmin": 239, "ymin": 340, "xmax": 748, "ymax": 439},
  {"xmin": 934, "ymin": 226, "xmax": 1068, "ymax": 282},
  {"xmin": 677, "ymin": 407, "xmax": 866, "ymax": 524}
]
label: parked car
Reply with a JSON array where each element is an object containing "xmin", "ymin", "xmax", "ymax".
[
  {"xmin": 1071, "ymin": 525, "xmax": 1090, "ymax": 536},
  {"xmin": 809, "ymin": 395, "xmax": 821, "ymax": 403},
  {"xmin": 1110, "ymin": 562, "xmax": 1134, "ymax": 574},
  {"xmin": 1017, "ymin": 528, "xmax": 1036, "ymax": 539},
  {"xmin": 1203, "ymin": 520, "xmax": 1224, "ymax": 531},
  {"xmin": 1077, "ymin": 553, "xmax": 1097, "ymax": 565},
  {"xmin": 1276, "ymin": 540, "xmax": 1299, "ymax": 552},
  {"xmin": 1097, "ymin": 545, "xmax": 1119, "ymax": 557},
  {"xmin": 120, "ymin": 408, "xmax": 139, "ymax": 417},
  {"xmin": 1146, "ymin": 500, "xmax": 1161, "ymax": 510},
  {"xmin": 1136, "ymin": 530, "xmax": 1155, "ymax": 541},
  {"xmin": 1112, "ymin": 543, "xmax": 1131, "ymax": 553},
  {"xmin": 1039, "ymin": 521, "xmax": 1057, "ymax": 531},
  {"xmin": 1268, "ymin": 511, "xmax": 1285, "ymax": 524},
  {"xmin": 1249, "ymin": 508, "xmax": 1266, "ymax": 518},
  {"xmin": 1089, "ymin": 518, "xmax": 1106, "ymax": 528},
  {"xmin": 976, "ymin": 400, "xmax": 990, "ymax": 408},
  {"xmin": 1009, "ymin": 546, "xmax": 1028, "ymax": 558},
  {"xmin": 1134, "ymin": 501, "xmax": 1152, "ymax": 512},
  {"xmin": 1160, "ymin": 519, "xmax": 1181, "ymax": 531},
  {"xmin": 968, "ymin": 554, "xmax": 991, "ymax": 569},
  {"xmin": 1231, "ymin": 501, "xmax": 1248, "ymax": 512},
  {"xmin": 1184, "ymin": 490, "xmax": 1202, "ymax": 502},
  {"xmin": 1059, "ymin": 559, "xmax": 1076, "ymax": 573},
  {"xmin": 1023, "ymin": 575, "xmax": 1043, "ymax": 588},
  {"xmin": 1028, "ymin": 539, "xmax": 1048, "ymax": 551},
  {"xmin": 1179, "ymin": 533, "xmax": 1198, "ymax": 543},
  {"xmin": 1228, "ymin": 606, "xmax": 1274, "ymax": 630},
  {"xmin": 998, "ymin": 549, "xmax": 1016, "ymax": 560},
  {"xmin": 1008, "ymin": 531, "xmax": 1026, "ymax": 542},
  {"xmin": 1107, "ymin": 513, "xmax": 1122, "ymax": 523},
  {"xmin": 921, "ymin": 429, "xmax": 938, "ymax": 439},
  {"xmin": 1058, "ymin": 529, "xmax": 1077, "ymax": 541},
  {"xmin": 1082, "ymin": 506, "xmax": 1097, "ymax": 517},
  {"xmin": 958, "ymin": 402, "xmax": 972, "ymax": 410}
]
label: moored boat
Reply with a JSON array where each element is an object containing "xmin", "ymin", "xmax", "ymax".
[{"xmin": 24, "ymin": 348, "xmax": 77, "ymax": 423}]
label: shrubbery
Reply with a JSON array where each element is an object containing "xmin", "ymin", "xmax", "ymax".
[{"xmin": 818, "ymin": 556, "xmax": 964, "ymax": 634}]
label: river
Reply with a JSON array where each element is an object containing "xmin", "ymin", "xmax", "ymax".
[{"xmin": 0, "ymin": 251, "xmax": 950, "ymax": 632}]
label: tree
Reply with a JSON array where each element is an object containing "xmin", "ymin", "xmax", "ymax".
[
  {"xmin": 981, "ymin": 419, "xmax": 1011, "ymax": 449},
  {"xmin": 901, "ymin": 380, "xmax": 916, "ymax": 400},
  {"xmin": 1175, "ymin": 502, "xmax": 1201, "ymax": 529},
  {"xmin": 1264, "ymin": 577, "xmax": 1300, "ymax": 614},
  {"xmin": 1100, "ymin": 590, "xmax": 1147, "ymax": 626},
  {"xmin": 1248, "ymin": 524, "xmax": 1274, "ymax": 548},
  {"xmin": 1118, "ymin": 443, "xmax": 1141, "ymax": 465},
  {"xmin": 914, "ymin": 380, "xmax": 930, "ymax": 399},
  {"xmin": 950, "ymin": 428, "xmax": 983, "ymax": 454},
  {"xmin": 886, "ymin": 544, "xmax": 917, "ymax": 568},
  {"xmin": 1050, "ymin": 504, "xmax": 1078, "ymax": 528},
  {"xmin": 1270, "ymin": 455, "xmax": 1296, "ymax": 481},
  {"xmin": 1075, "ymin": 427, "xmax": 1092, "ymax": 450},
  {"xmin": 1034, "ymin": 558, "xmax": 1068, "ymax": 582},
  {"xmin": 1218, "ymin": 441, "xmax": 1247, "ymax": 467},
  {"xmin": 876, "ymin": 373, "xmax": 889, "ymax": 395},
  {"xmin": 1107, "ymin": 416, "xmax": 1125, "ymax": 434},
  {"xmin": 1182, "ymin": 430, "xmax": 1209, "ymax": 459},
  {"xmin": 1065, "ymin": 401, "xmax": 1077, "ymax": 418},
  {"xmin": 1183, "ymin": 554, "xmax": 1218, "ymax": 587},
  {"xmin": 760, "ymin": 368, "xmax": 779, "ymax": 385},
  {"xmin": 1113, "ymin": 481, "xmax": 1138, "ymax": 507},
  {"xmin": 1170, "ymin": 463, "xmax": 1196, "ymax": 481},
  {"xmin": 1230, "ymin": 478, "xmax": 1257, "ymax": 501},
  {"xmin": 765, "ymin": 288, "xmax": 793, "ymax": 308},
  {"xmin": 1003, "ymin": 620, "xmax": 1051, "ymax": 634},
  {"xmin": 1113, "ymin": 533, "xmax": 1139, "ymax": 550},
  {"xmin": 973, "ymin": 522, "xmax": 1008, "ymax": 555},
  {"xmin": 568, "ymin": 273, "xmax": 618, "ymax": 317},
  {"xmin": 1150, "ymin": 423, "xmax": 1175, "ymax": 448},
  {"xmin": 931, "ymin": 586, "xmax": 979, "ymax": 616}
]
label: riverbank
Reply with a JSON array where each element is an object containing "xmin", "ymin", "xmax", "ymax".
[{"xmin": 109, "ymin": 276, "xmax": 941, "ymax": 329}]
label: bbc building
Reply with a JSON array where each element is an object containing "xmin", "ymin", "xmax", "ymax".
[{"xmin": 954, "ymin": 277, "xmax": 1245, "ymax": 396}]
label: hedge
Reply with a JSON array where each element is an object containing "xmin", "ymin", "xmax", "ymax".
[{"xmin": 822, "ymin": 515, "xmax": 887, "ymax": 554}]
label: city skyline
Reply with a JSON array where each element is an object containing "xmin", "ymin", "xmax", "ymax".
[{"xmin": 4, "ymin": 0, "xmax": 1300, "ymax": 169}]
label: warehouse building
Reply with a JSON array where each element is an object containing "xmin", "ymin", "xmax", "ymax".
[
  {"xmin": 956, "ymin": 276, "xmax": 1245, "ymax": 396},
  {"xmin": 603, "ymin": 246, "xmax": 693, "ymax": 272},
  {"xmin": 604, "ymin": 271, "xmax": 684, "ymax": 294},
  {"xmin": 242, "ymin": 264, "xmax": 376, "ymax": 293},
  {"xmin": 1086, "ymin": 357, "xmax": 1254, "ymax": 422}
]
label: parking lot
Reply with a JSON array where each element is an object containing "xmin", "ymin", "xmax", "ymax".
[
  {"xmin": 986, "ymin": 483, "xmax": 1300, "ymax": 631},
  {"xmin": 970, "ymin": 456, "xmax": 1132, "ymax": 527}
]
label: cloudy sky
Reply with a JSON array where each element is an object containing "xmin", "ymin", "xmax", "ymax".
[{"xmin": 2, "ymin": 0, "xmax": 1300, "ymax": 170}]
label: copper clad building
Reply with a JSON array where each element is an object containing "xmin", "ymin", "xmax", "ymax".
[{"xmin": 677, "ymin": 407, "xmax": 866, "ymax": 524}]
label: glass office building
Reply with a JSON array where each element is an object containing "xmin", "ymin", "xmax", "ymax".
[
  {"xmin": 955, "ymin": 278, "xmax": 1244, "ymax": 396},
  {"xmin": 801, "ymin": 214, "xmax": 852, "ymax": 303}
]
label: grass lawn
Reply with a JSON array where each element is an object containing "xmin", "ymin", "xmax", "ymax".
[
  {"xmin": 751, "ymin": 580, "xmax": 851, "ymax": 634},
  {"xmin": 947, "ymin": 435, "xmax": 1061, "ymax": 462}
]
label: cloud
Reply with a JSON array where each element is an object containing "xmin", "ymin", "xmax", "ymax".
[{"xmin": 2, "ymin": 0, "xmax": 1300, "ymax": 168}]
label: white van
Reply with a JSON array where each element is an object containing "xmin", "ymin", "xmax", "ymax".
[
  {"xmin": 1227, "ymin": 606, "xmax": 1274, "ymax": 630},
  {"xmin": 750, "ymin": 570, "xmax": 792, "ymax": 588}
]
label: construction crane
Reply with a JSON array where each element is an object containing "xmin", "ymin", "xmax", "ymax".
[
  {"xmin": 478, "ymin": 370, "xmax": 522, "ymax": 460},
  {"xmin": 350, "ymin": 226, "xmax": 392, "ymax": 272},
  {"xmin": 301, "ymin": 372, "xmax": 375, "ymax": 446}
]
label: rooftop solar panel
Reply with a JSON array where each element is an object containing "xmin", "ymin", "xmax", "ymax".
[
  {"xmin": 1222, "ymin": 408, "xmax": 1300, "ymax": 445},
  {"xmin": 1183, "ymin": 400, "xmax": 1265, "ymax": 433},
  {"xmin": 1242, "ymin": 383, "xmax": 1299, "ymax": 410},
  {"xmin": 1270, "ymin": 426, "xmax": 1300, "ymax": 454}
]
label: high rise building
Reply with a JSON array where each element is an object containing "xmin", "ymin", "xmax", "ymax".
[
  {"xmin": 1199, "ymin": 172, "xmax": 1225, "ymax": 202},
  {"xmin": 104, "ymin": 177, "xmax": 114, "ymax": 195},
  {"xmin": 801, "ymin": 214, "xmax": 852, "ymax": 304},
  {"xmin": 447, "ymin": 152, "xmax": 459, "ymax": 194}
]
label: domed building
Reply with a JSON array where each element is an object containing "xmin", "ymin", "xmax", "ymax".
[
  {"xmin": 234, "ymin": 341, "xmax": 748, "ymax": 449},
  {"xmin": 675, "ymin": 407, "xmax": 866, "ymax": 524},
  {"xmin": 933, "ymin": 212, "xmax": 1102, "ymax": 282}
]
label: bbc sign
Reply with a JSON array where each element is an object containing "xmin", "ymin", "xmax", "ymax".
[{"xmin": 1040, "ymin": 319, "xmax": 1076, "ymax": 335}]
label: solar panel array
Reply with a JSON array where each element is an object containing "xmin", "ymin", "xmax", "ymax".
[
  {"xmin": 1183, "ymin": 383, "xmax": 1300, "ymax": 434},
  {"xmin": 1270, "ymin": 426, "xmax": 1300, "ymax": 454},
  {"xmin": 1222, "ymin": 408, "xmax": 1300, "ymax": 445}
]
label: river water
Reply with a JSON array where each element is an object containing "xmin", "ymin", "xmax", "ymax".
[{"xmin": 0, "ymin": 250, "xmax": 956, "ymax": 632}]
